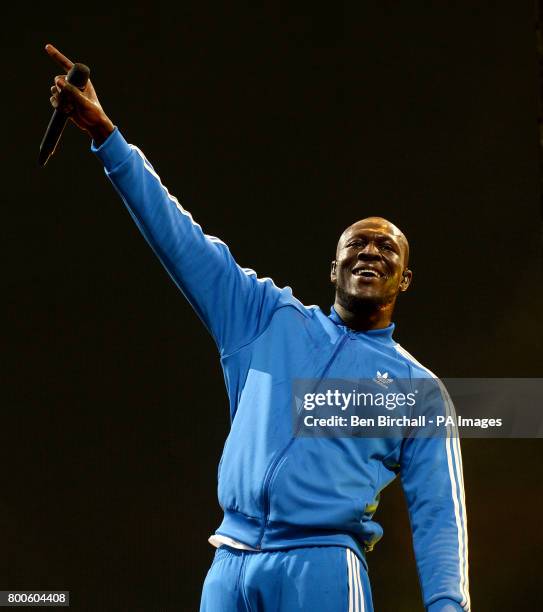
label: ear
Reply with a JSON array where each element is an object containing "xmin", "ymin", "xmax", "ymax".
[
  {"xmin": 330, "ymin": 260, "xmax": 337, "ymax": 284},
  {"xmin": 399, "ymin": 269, "xmax": 413, "ymax": 292}
]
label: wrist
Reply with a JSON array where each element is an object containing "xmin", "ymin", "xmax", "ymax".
[{"xmin": 88, "ymin": 115, "xmax": 114, "ymax": 146}]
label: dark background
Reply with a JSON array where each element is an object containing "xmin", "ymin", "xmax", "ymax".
[{"xmin": 3, "ymin": 1, "xmax": 543, "ymax": 610}]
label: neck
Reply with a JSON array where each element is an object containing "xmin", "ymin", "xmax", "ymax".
[{"xmin": 333, "ymin": 298, "xmax": 395, "ymax": 331}]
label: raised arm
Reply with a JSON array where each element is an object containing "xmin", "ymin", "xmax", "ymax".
[{"xmin": 45, "ymin": 44, "xmax": 286, "ymax": 355}]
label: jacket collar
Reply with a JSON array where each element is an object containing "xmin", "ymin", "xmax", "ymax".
[{"xmin": 328, "ymin": 306, "xmax": 395, "ymax": 343}]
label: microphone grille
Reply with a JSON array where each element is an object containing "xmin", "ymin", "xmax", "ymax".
[{"xmin": 67, "ymin": 63, "xmax": 91, "ymax": 89}]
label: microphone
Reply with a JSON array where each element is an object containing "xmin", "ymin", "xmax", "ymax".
[{"xmin": 38, "ymin": 63, "xmax": 90, "ymax": 167}]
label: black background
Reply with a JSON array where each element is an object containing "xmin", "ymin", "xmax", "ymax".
[{"xmin": 3, "ymin": 1, "xmax": 543, "ymax": 610}]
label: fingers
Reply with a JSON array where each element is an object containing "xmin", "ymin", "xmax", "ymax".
[
  {"xmin": 51, "ymin": 75, "xmax": 66, "ymax": 94},
  {"xmin": 52, "ymin": 74, "xmax": 88, "ymax": 101},
  {"xmin": 50, "ymin": 76, "xmax": 83, "ymax": 114},
  {"xmin": 56, "ymin": 77, "xmax": 81, "ymax": 98},
  {"xmin": 45, "ymin": 43, "xmax": 74, "ymax": 71},
  {"xmin": 50, "ymin": 77, "xmax": 61, "ymax": 109}
]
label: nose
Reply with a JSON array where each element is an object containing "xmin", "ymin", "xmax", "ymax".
[{"xmin": 357, "ymin": 241, "xmax": 381, "ymax": 260}]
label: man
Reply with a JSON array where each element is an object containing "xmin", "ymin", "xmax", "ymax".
[{"xmin": 45, "ymin": 43, "xmax": 470, "ymax": 611}]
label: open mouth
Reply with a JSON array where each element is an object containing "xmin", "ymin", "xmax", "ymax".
[{"xmin": 352, "ymin": 268, "xmax": 383, "ymax": 279}]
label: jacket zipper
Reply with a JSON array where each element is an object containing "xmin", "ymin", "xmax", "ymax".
[{"xmin": 256, "ymin": 332, "xmax": 349, "ymax": 548}]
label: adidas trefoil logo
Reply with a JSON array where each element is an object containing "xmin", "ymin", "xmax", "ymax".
[{"xmin": 374, "ymin": 370, "xmax": 393, "ymax": 388}]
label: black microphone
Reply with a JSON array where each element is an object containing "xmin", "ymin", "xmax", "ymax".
[{"xmin": 38, "ymin": 63, "xmax": 90, "ymax": 167}]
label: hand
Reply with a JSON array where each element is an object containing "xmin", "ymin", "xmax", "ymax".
[{"xmin": 45, "ymin": 43, "xmax": 114, "ymax": 145}]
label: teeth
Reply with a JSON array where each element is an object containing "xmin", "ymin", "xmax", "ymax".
[{"xmin": 353, "ymin": 269, "xmax": 379, "ymax": 277}]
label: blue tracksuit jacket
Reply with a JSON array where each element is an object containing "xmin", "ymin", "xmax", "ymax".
[{"xmin": 92, "ymin": 128, "xmax": 470, "ymax": 612}]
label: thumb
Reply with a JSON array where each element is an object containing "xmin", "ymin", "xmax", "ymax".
[
  {"xmin": 54, "ymin": 76, "xmax": 90, "ymax": 117},
  {"xmin": 55, "ymin": 76, "xmax": 86, "ymax": 100}
]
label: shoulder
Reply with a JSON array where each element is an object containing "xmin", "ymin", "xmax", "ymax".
[
  {"xmin": 272, "ymin": 284, "xmax": 324, "ymax": 319},
  {"xmin": 394, "ymin": 343, "xmax": 455, "ymax": 408},
  {"xmin": 393, "ymin": 342, "xmax": 437, "ymax": 380}
]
